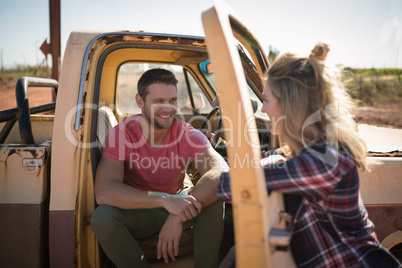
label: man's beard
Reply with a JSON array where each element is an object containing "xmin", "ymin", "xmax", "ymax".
[{"xmin": 143, "ymin": 107, "xmax": 175, "ymax": 130}]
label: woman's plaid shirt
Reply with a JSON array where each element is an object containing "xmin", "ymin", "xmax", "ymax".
[{"xmin": 217, "ymin": 139, "xmax": 401, "ymax": 267}]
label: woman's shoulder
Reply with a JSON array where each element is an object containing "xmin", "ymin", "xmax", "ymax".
[{"xmin": 300, "ymin": 138, "xmax": 356, "ymax": 171}]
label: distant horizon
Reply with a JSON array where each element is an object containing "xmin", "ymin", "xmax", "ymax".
[
  {"xmin": 1, "ymin": 53, "xmax": 402, "ymax": 71},
  {"xmin": 0, "ymin": 0, "xmax": 401, "ymax": 69}
]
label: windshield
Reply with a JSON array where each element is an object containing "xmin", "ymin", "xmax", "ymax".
[{"xmin": 200, "ymin": 59, "xmax": 269, "ymax": 119}]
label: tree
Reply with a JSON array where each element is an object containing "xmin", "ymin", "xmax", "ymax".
[{"xmin": 268, "ymin": 46, "xmax": 280, "ymax": 64}]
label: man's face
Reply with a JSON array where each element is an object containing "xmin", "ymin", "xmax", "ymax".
[{"xmin": 137, "ymin": 83, "xmax": 178, "ymax": 129}]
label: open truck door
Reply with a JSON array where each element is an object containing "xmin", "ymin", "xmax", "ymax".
[{"xmin": 202, "ymin": 1, "xmax": 296, "ymax": 267}]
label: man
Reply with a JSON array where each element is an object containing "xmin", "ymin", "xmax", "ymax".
[{"xmin": 91, "ymin": 68, "xmax": 228, "ymax": 268}]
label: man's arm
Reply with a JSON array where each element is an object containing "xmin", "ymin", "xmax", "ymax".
[
  {"xmin": 95, "ymin": 157, "xmax": 201, "ymax": 221},
  {"xmin": 190, "ymin": 147, "xmax": 229, "ymax": 208}
]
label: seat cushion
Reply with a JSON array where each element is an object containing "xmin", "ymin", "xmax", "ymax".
[{"xmin": 97, "ymin": 106, "xmax": 118, "ymax": 146}]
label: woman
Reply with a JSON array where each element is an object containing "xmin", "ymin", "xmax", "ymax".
[{"xmin": 217, "ymin": 43, "xmax": 401, "ymax": 267}]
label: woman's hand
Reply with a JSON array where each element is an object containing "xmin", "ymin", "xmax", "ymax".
[{"xmin": 261, "ymin": 155, "xmax": 286, "ymax": 167}]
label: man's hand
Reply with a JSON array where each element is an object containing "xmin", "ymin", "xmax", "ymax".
[
  {"xmin": 163, "ymin": 191, "xmax": 202, "ymax": 222},
  {"xmin": 157, "ymin": 214, "xmax": 183, "ymax": 263}
]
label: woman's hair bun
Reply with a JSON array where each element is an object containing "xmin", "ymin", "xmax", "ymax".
[{"xmin": 309, "ymin": 42, "xmax": 330, "ymax": 61}]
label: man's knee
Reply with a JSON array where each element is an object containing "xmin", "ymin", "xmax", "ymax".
[
  {"xmin": 203, "ymin": 199, "xmax": 224, "ymax": 218},
  {"xmin": 91, "ymin": 205, "xmax": 122, "ymax": 234},
  {"xmin": 196, "ymin": 199, "xmax": 225, "ymax": 228}
]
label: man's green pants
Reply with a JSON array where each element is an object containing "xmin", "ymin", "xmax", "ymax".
[{"xmin": 91, "ymin": 200, "xmax": 224, "ymax": 268}]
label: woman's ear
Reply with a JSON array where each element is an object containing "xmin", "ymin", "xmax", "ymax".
[{"xmin": 135, "ymin": 94, "xmax": 144, "ymax": 109}]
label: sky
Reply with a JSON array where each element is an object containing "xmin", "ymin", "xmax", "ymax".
[{"xmin": 0, "ymin": 0, "xmax": 401, "ymax": 69}]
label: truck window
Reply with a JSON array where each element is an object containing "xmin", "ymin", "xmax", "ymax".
[{"xmin": 116, "ymin": 63, "xmax": 212, "ymax": 116}]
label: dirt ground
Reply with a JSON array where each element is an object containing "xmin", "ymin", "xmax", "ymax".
[
  {"xmin": 0, "ymin": 77, "xmax": 54, "ymax": 110},
  {"xmin": 352, "ymin": 100, "xmax": 402, "ymax": 129},
  {"xmin": 1, "ymin": 76, "xmax": 402, "ymax": 129}
]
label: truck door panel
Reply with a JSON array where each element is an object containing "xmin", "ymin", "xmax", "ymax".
[{"xmin": 0, "ymin": 140, "xmax": 51, "ymax": 267}]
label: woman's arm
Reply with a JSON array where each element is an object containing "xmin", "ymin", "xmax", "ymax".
[{"xmin": 218, "ymin": 143, "xmax": 354, "ymax": 202}]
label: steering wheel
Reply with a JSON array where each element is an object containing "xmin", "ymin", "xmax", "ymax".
[
  {"xmin": 199, "ymin": 106, "xmax": 223, "ymax": 148},
  {"xmin": 186, "ymin": 106, "xmax": 223, "ymax": 182}
]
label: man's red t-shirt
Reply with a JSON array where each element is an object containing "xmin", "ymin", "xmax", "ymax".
[{"xmin": 102, "ymin": 115, "xmax": 210, "ymax": 194}]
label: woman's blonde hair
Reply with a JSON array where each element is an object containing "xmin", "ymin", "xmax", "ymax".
[{"xmin": 267, "ymin": 42, "xmax": 368, "ymax": 170}]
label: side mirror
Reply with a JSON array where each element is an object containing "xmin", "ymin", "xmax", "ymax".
[
  {"xmin": 200, "ymin": 60, "xmax": 214, "ymax": 75},
  {"xmin": 205, "ymin": 63, "xmax": 214, "ymax": 74},
  {"xmin": 250, "ymin": 98, "xmax": 258, "ymax": 114}
]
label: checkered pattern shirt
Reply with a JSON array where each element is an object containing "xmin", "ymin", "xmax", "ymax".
[{"xmin": 218, "ymin": 139, "xmax": 401, "ymax": 267}]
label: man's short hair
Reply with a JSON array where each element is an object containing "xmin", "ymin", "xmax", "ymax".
[{"xmin": 137, "ymin": 68, "xmax": 178, "ymax": 101}]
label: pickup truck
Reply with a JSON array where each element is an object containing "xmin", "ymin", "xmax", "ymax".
[{"xmin": 1, "ymin": 1, "xmax": 401, "ymax": 267}]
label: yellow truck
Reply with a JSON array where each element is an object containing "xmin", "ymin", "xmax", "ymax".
[{"xmin": 1, "ymin": 1, "xmax": 401, "ymax": 267}]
